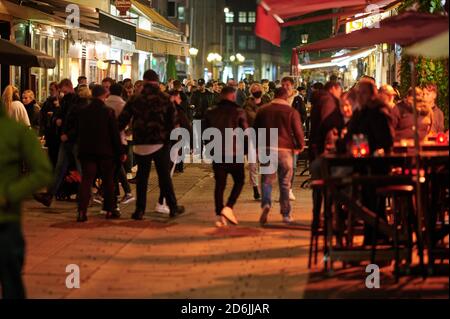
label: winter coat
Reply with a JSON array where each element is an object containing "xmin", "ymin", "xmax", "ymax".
[
  {"xmin": 118, "ymin": 84, "xmax": 176, "ymax": 146},
  {"xmin": 0, "ymin": 103, "xmax": 52, "ymax": 223}
]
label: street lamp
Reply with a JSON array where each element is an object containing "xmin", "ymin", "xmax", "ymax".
[
  {"xmin": 228, "ymin": 53, "xmax": 245, "ymax": 80},
  {"xmin": 207, "ymin": 53, "xmax": 222, "ymax": 80},
  {"xmin": 236, "ymin": 53, "xmax": 245, "ymax": 63},
  {"xmin": 189, "ymin": 47, "xmax": 199, "ymax": 56},
  {"xmin": 189, "ymin": 47, "xmax": 199, "ymax": 78},
  {"xmin": 224, "ymin": 7, "xmax": 230, "ymax": 13}
]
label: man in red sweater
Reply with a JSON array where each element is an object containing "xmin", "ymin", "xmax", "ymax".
[{"xmin": 254, "ymin": 87, "xmax": 305, "ymax": 225}]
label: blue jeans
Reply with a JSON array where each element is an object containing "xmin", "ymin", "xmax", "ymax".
[
  {"xmin": 261, "ymin": 150, "xmax": 294, "ymax": 216},
  {"xmin": 49, "ymin": 142, "xmax": 81, "ymax": 195},
  {"xmin": 291, "ymin": 153, "xmax": 298, "ymax": 187}
]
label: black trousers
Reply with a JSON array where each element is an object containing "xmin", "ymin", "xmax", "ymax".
[
  {"xmin": 0, "ymin": 222, "xmax": 25, "ymax": 299},
  {"xmin": 78, "ymin": 159, "xmax": 116, "ymax": 213},
  {"xmin": 135, "ymin": 145, "xmax": 177, "ymax": 213},
  {"xmin": 212, "ymin": 162, "xmax": 245, "ymax": 215}
]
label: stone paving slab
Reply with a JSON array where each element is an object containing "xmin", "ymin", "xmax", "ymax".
[{"xmin": 20, "ymin": 164, "xmax": 448, "ymax": 299}]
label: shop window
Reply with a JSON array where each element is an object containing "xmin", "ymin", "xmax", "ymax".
[{"xmin": 239, "ymin": 12, "xmax": 247, "ymax": 23}]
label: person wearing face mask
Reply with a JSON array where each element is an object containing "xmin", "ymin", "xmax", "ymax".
[{"xmin": 243, "ymin": 83, "xmax": 265, "ymax": 200}]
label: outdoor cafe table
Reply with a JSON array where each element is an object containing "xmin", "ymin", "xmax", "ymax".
[{"xmin": 319, "ymin": 150, "xmax": 449, "ymax": 274}]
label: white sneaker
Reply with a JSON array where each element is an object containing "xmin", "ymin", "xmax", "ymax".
[
  {"xmin": 215, "ymin": 215, "xmax": 228, "ymax": 228},
  {"xmin": 221, "ymin": 206, "xmax": 238, "ymax": 225},
  {"xmin": 92, "ymin": 194, "xmax": 104, "ymax": 205},
  {"xmin": 155, "ymin": 202, "xmax": 170, "ymax": 215},
  {"xmin": 259, "ymin": 205, "xmax": 270, "ymax": 226},
  {"xmin": 120, "ymin": 193, "xmax": 135, "ymax": 205},
  {"xmin": 289, "ymin": 189, "xmax": 296, "ymax": 201},
  {"xmin": 282, "ymin": 215, "xmax": 295, "ymax": 224}
]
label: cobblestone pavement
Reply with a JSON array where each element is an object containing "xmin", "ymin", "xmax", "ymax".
[{"xmin": 21, "ymin": 164, "xmax": 448, "ymax": 298}]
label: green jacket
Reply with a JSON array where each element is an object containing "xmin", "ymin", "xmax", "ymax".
[{"xmin": 0, "ymin": 102, "xmax": 52, "ymax": 223}]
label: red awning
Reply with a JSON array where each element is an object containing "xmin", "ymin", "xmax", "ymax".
[
  {"xmin": 261, "ymin": 0, "xmax": 377, "ymax": 19},
  {"xmin": 297, "ymin": 12, "xmax": 449, "ymax": 52},
  {"xmin": 255, "ymin": 0, "xmax": 399, "ymax": 46}
]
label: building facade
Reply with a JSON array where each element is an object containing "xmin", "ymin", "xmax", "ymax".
[
  {"xmin": 221, "ymin": 0, "xmax": 282, "ymax": 81},
  {"xmin": 0, "ymin": 0, "xmax": 189, "ymax": 100}
]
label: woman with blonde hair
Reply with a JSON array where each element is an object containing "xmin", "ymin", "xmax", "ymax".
[
  {"xmin": 22, "ymin": 89, "xmax": 41, "ymax": 133},
  {"xmin": 77, "ymin": 85, "xmax": 91, "ymax": 99},
  {"xmin": 1, "ymin": 85, "xmax": 30, "ymax": 127}
]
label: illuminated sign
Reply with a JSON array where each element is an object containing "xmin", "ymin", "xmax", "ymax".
[{"xmin": 115, "ymin": 0, "xmax": 131, "ymax": 16}]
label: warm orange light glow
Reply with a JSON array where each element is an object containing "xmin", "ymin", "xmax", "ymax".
[
  {"xmin": 360, "ymin": 147, "xmax": 367, "ymax": 156},
  {"xmin": 436, "ymin": 133, "xmax": 447, "ymax": 144}
]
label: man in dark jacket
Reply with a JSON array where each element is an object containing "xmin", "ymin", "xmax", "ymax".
[
  {"xmin": 347, "ymin": 82, "xmax": 393, "ymax": 153},
  {"xmin": 34, "ymin": 79, "xmax": 82, "ymax": 207},
  {"xmin": 39, "ymin": 81, "xmax": 60, "ymax": 167},
  {"xmin": 190, "ymin": 78, "xmax": 214, "ymax": 121},
  {"xmin": 310, "ymin": 81, "xmax": 342, "ymax": 160},
  {"xmin": 346, "ymin": 81, "xmax": 393, "ymax": 245},
  {"xmin": 204, "ymin": 86, "xmax": 249, "ymax": 227},
  {"xmin": 254, "ymin": 87, "xmax": 305, "ymax": 225},
  {"xmin": 236, "ymin": 81, "xmax": 247, "ymax": 106},
  {"xmin": 119, "ymin": 69, "xmax": 185, "ymax": 220},
  {"xmin": 76, "ymin": 85, "xmax": 123, "ymax": 222}
]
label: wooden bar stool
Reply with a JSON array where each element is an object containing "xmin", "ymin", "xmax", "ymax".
[
  {"xmin": 375, "ymin": 185, "xmax": 415, "ymax": 282},
  {"xmin": 308, "ymin": 179, "xmax": 325, "ymax": 269}
]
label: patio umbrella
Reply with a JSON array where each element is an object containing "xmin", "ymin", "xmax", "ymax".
[
  {"xmin": 0, "ymin": 38, "xmax": 56, "ymax": 68},
  {"xmin": 405, "ymin": 30, "xmax": 449, "ymax": 59},
  {"xmin": 297, "ymin": 12, "xmax": 449, "ymax": 52}
]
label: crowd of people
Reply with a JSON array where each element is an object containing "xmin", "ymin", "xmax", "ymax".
[
  {"xmin": 0, "ymin": 71, "xmax": 447, "ymax": 227},
  {"xmin": 0, "ymin": 68, "xmax": 448, "ymax": 298}
]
